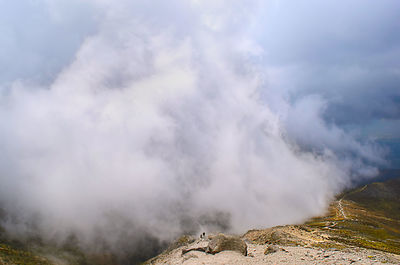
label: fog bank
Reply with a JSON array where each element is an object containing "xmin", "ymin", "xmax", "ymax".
[{"xmin": 0, "ymin": 0, "xmax": 397, "ymax": 260}]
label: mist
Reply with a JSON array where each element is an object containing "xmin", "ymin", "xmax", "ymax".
[{"xmin": 0, "ymin": 0, "xmax": 398, "ymax": 262}]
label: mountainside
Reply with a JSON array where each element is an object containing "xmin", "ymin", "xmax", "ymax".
[
  {"xmin": 147, "ymin": 173, "xmax": 400, "ymax": 264},
  {"xmin": 1, "ymin": 173, "xmax": 400, "ymax": 264},
  {"xmin": 244, "ymin": 172, "xmax": 400, "ymax": 256},
  {"xmin": 303, "ymin": 172, "xmax": 400, "ymax": 254}
]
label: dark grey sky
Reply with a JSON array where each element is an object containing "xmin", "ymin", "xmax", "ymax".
[{"xmin": 253, "ymin": 0, "xmax": 400, "ymax": 138}]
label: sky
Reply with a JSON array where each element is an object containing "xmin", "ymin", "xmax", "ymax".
[
  {"xmin": 1, "ymin": 1, "xmax": 399, "ymax": 139},
  {"xmin": 258, "ymin": 1, "xmax": 400, "ymax": 136},
  {"xmin": 0, "ymin": 0, "xmax": 399, "ymax": 261}
]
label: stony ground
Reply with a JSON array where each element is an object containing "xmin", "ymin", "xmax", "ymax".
[{"xmin": 146, "ymin": 236, "xmax": 400, "ymax": 265}]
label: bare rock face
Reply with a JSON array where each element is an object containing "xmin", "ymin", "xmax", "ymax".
[{"xmin": 206, "ymin": 234, "xmax": 247, "ymax": 256}]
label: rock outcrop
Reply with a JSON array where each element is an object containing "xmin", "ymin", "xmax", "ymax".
[
  {"xmin": 182, "ymin": 234, "xmax": 248, "ymax": 256},
  {"xmin": 206, "ymin": 234, "xmax": 248, "ymax": 256}
]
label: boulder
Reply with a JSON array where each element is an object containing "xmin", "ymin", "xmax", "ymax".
[
  {"xmin": 264, "ymin": 245, "xmax": 279, "ymax": 255},
  {"xmin": 206, "ymin": 234, "xmax": 247, "ymax": 256}
]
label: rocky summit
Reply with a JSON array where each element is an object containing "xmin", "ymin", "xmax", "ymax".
[{"xmin": 145, "ymin": 173, "xmax": 400, "ymax": 264}]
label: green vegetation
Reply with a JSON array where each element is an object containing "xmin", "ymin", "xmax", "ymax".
[
  {"xmin": 310, "ymin": 241, "xmax": 347, "ymax": 250},
  {"xmin": 344, "ymin": 177, "xmax": 400, "ymax": 220},
  {"xmin": 304, "ymin": 176, "xmax": 400, "ymax": 254},
  {"xmin": 0, "ymin": 232, "xmax": 96, "ymax": 265},
  {"xmin": 0, "ymin": 242, "xmax": 53, "ymax": 265}
]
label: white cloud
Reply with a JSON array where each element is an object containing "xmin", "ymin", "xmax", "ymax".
[{"xmin": 0, "ymin": 0, "xmax": 395, "ymax": 261}]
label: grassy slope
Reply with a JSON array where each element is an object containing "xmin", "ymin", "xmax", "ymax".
[
  {"xmin": 0, "ymin": 231, "xmax": 93, "ymax": 265},
  {"xmin": 305, "ymin": 175, "xmax": 400, "ymax": 254},
  {"xmin": 0, "ymin": 241, "xmax": 53, "ymax": 265},
  {"xmin": 0, "ymin": 236, "xmax": 120, "ymax": 265}
]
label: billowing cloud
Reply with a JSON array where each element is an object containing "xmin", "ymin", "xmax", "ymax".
[{"xmin": 0, "ymin": 0, "xmax": 397, "ymax": 262}]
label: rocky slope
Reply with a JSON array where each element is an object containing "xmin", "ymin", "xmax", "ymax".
[
  {"xmin": 145, "ymin": 236, "xmax": 400, "ymax": 264},
  {"xmin": 145, "ymin": 173, "xmax": 400, "ymax": 264}
]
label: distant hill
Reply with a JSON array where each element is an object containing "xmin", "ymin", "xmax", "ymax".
[{"xmin": 344, "ymin": 175, "xmax": 400, "ymax": 220}]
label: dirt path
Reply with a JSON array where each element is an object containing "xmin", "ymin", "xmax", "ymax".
[{"xmin": 338, "ymin": 199, "xmax": 347, "ymax": 219}]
